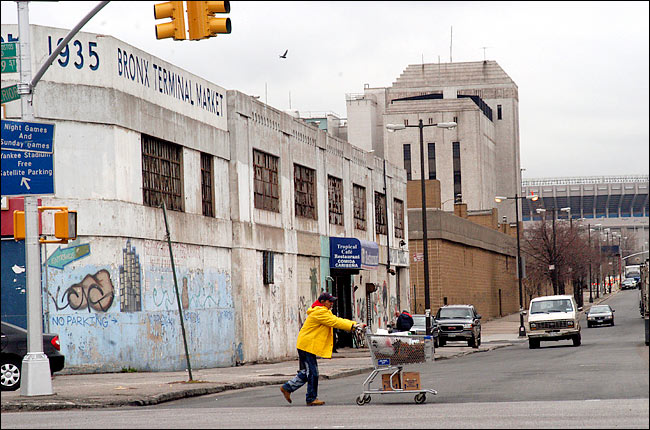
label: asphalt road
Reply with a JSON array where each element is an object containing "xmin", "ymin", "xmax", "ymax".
[
  {"xmin": 158, "ymin": 288, "xmax": 649, "ymax": 407},
  {"xmin": 2, "ymin": 289, "xmax": 648, "ymax": 429}
]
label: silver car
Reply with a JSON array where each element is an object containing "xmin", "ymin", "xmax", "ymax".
[{"xmin": 586, "ymin": 304, "xmax": 615, "ymax": 327}]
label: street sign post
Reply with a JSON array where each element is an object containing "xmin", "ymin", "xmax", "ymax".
[{"xmin": 1, "ymin": 119, "xmax": 55, "ymax": 196}]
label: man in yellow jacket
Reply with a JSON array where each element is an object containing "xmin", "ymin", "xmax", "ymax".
[{"xmin": 280, "ymin": 292, "xmax": 364, "ymax": 406}]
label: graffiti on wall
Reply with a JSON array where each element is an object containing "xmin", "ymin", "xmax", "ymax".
[
  {"xmin": 50, "ymin": 269, "xmax": 115, "ymax": 312},
  {"xmin": 119, "ymin": 239, "xmax": 142, "ymax": 312}
]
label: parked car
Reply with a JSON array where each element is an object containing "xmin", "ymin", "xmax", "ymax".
[
  {"xmin": 410, "ymin": 314, "xmax": 441, "ymax": 348},
  {"xmin": 621, "ymin": 278, "xmax": 638, "ymax": 290},
  {"xmin": 1, "ymin": 321, "xmax": 65, "ymax": 391},
  {"xmin": 526, "ymin": 295, "xmax": 582, "ymax": 349},
  {"xmin": 586, "ymin": 304, "xmax": 615, "ymax": 327},
  {"xmin": 434, "ymin": 305, "xmax": 482, "ymax": 348}
]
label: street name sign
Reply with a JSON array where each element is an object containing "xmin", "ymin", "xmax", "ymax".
[
  {"xmin": 1, "ymin": 119, "xmax": 55, "ymax": 196},
  {"xmin": 1, "ymin": 84, "xmax": 19, "ymax": 104},
  {"xmin": 1, "ymin": 42, "xmax": 17, "ymax": 58},
  {"xmin": 1, "ymin": 58, "xmax": 17, "ymax": 73}
]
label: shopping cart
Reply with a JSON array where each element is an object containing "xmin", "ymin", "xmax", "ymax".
[{"xmin": 356, "ymin": 328, "xmax": 437, "ymax": 405}]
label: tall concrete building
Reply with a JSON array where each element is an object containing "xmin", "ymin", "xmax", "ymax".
[{"xmin": 345, "ymin": 61, "xmax": 521, "ymax": 222}]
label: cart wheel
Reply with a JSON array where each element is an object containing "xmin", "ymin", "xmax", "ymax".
[
  {"xmin": 363, "ymin": 394, "xmax": 371, "ymax": 404},
  {"xmin": 356, "ymin": 395, "xmax": 366, "ymax": 406},
  {"xmin": 414, "ymin": 393, "xmax": 426, "ymax": 404}
]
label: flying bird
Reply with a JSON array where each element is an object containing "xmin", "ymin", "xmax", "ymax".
[{"xmin": 279, "ymin": 49, "xmax": 288, "ymax": 59}]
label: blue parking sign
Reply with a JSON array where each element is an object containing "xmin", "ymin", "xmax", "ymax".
[{"xmin": 1, "ymin": 119, "xmax": 55, "ymax": 196}]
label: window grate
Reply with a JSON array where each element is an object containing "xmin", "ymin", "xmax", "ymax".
[
  {"xmin": 253, "ymin": 149, "xmax": 280, "ymax": 212},
  {"xmin": 394, "ymin": 199, "xmax": 404, "ymax": 239},
  {"xmin": 142, "ymin": 134, "xmax": 183, "ymax": 211},
  {"xmin": 328, "ymin": 175, "xmax": 343, "ymax": 225},
  {"xmin": 375, "ymin": 192, "xmax": 387, "ymax": 235},
  {"xmin": 201, "ymin": 153, "xmax": 214, "ymax": 217},
  {"xmin": 295, "ymin": 164, "xmax": 317, "ymax": 219},
  {"xmin": 403, "ymin": 144, "xmax": 412, "ymax": 181},
  {"xmin": 353, "ymin": 184, "xmax": 366, "ymax": 230}
]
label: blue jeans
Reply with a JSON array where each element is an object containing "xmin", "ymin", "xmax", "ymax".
[{"xmin": 282, "ymin": 349, "xmax": 319, "ymax": 403}]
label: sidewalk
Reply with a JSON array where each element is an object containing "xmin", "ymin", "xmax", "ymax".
[{"xmin": 1, "ymin": 289, "xmax": 617, "ymax": 412}]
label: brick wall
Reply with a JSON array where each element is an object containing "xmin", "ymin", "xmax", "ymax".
[{"xmin": 409, "ymin": 238, "xmax": 518, "ymax": 320}]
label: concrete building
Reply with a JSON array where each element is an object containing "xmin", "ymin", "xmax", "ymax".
[
  {"xmin": 522, "ymin": 175, "xmax": 649, "ymax": 264},
  {"xmin": 0, "ymin": 25, "xmax": 409, "ymax": 372},
  {"xmin": 345, "ymin": 61, "xmax": 521, "ymax": 222}
]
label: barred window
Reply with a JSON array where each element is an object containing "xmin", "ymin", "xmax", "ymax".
[
  {"xmin": 294, "ymin": 164, "xmax": 317, "ymax": 219},
  {"xmin": 353, "ymin": 184, "xmax": 366, "ymax": 230},
  {"xmin": 453, "ymin": 142, "xmax": 462, "ymax": 201},
  {"xmin": 375, "ymin": 192, "xmax": 387, "ymax": 235},
  {"xmin": 253, "ymin": 149, "xmax": 280, "ymax": 212},
  {"xmin": 201, "ymin": 153, "xmax": 214, "ymax": 217},
  {"xmin": 428, "ymin": 142, "xmax": 436, "ymax": 180},
  {"xmin": 328, "ymin": 175, "xmax": 343, "ymax": 225},
  {"xmin": 142, "ymin": 134, "xmax": 183, "ymax": 211},
  {"xmin": 394, "ymin": 198, "xmax": 404, "ymax": 239}
]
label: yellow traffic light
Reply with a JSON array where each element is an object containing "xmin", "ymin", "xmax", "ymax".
[
  {"xmin": 154, "ymin": 1, "xmax": 186, "ymax": 40},
  {"xmin": 54, "ymin": 210, "xmax": 77, "ymax": 241},
  {"xmin": 187, "ymin": 1, "xmax": 231, "ymax": 40}
]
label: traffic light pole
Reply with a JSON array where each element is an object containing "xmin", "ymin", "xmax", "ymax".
[
  {"xmin": 15, "ymin": 0, "xmax": 109, "ymax": 396},
  {"xmin": 17, "ymin": 0, "xmax": 52, "ymax": 396}
]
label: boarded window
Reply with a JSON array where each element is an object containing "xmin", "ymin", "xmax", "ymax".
[
  {"xmin": 201, "ymin": 153, "xmax": 214, "ymax": 217},
  {"xmin": 394, "ymin": 198, "xmax": 404, "ymax": 239},
  {"xmin": 328, "ymin": 175, "xmax": 344, "ymax": 225},
  {"xmin": 294, "ymin": 164, "xmax": 317, "ymax": 219},
  {"xmin": 375, "ymin": 192, "xmax": 387, "ymax": 235},
  {"xmin": 253, "ymin": 149, "xmax": 280, "ymax": 212},
  {"xmin": 142, "ymin": 134, "xmax": 183, "ymax": 211},
  {"xmin": 353, "ymin": 184, "xmax": 367, "ymax": 230}
]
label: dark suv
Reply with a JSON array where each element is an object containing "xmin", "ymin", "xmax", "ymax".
[{"xmin": 435, "ymin": 305, "xmax": 482, "ymax": 348}]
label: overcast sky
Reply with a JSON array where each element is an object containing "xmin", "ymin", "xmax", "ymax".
[{"xmin": 2, "ymin": 1, "xmax": 648, "ymax": 179}]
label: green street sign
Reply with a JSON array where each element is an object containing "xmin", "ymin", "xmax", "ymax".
[
  {"xmin": 1, "ymin": 58, "xmax": 17, "ymax": 73},
  {"xmin": 1, "ymin": 42, "xmax": 17, "ymax": 59},
  {"xmin": 1, "ymin": 84, "xmax": 20, "ymax": 104}
]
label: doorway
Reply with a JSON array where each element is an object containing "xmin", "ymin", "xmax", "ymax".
[{"xmin": 332, "ymin": 273, "xmax": 353, "ymax": 348}]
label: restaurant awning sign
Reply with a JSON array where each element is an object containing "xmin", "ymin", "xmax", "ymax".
[{"xmin": 329, "ymin": 237, "xmax": 378, "ymax": 270}]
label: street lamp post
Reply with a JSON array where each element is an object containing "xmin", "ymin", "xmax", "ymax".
[
  {"xmin": 588, "ymin": 225, "xmax": 593, "ymax": 303},
  {"xmin": 386, "ymin": 119, "xmax": 457, "ymax": 335},
  {"xmin": 495, "ymin": 193, "xmax": 539, "ymax": 337},
  {"xmin": 594, "ymin": 224, "xmax": 603, "ymax": 298}
]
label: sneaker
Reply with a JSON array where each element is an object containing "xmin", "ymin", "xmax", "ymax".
[
  {"xmin": 306, "ymin": 399, "xmax": 325, "ymax": 406},
  {"xmin": 280, "ymin": 387, "xmax": 292, "ymax": 404}
]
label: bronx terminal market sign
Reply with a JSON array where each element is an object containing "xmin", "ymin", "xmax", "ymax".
[{"xmin": 329, "ymin": 237, "xmax": 379, "ymax": 270}]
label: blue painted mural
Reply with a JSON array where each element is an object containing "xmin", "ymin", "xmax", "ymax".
[{"xmin": 43, "ymin": 239, "xmax": 236, "ymax": 372}]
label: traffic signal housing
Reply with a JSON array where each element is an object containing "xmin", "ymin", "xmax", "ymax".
[
  {"xmin": 54, "ymin": 209, "xmax": 77, "ymax": 241},
  {"xmin": 154, "ymin": 1, "xmax": 186, "ymax": 40},
  {"xmin": 187, "ymin": 1, "xmax": 231, "ymax": 40}
]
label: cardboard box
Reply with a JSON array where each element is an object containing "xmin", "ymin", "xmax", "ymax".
[
  {"xmin": 403, "ymin": 371, "xmax": 421, "ymax": 390},
  {"xmin": 381, "ymin": 373, "xmax": 401, "ymax": 391}
]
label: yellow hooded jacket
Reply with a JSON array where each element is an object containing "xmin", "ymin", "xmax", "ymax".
[{"xmin": 296, "ymin": 302, "xmax": 356, "ymax": 359}]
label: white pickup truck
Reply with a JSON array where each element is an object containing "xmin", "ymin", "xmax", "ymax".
[{"xmin": 525, "ymin": 295, "xmax": 582, "ymax": 349}]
